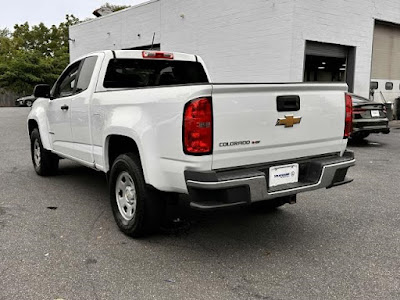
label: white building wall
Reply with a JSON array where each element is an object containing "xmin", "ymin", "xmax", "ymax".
[
  {"xmin": 70, "ymin": 0, "xmax": 295, "ymax": 83},
  {"xmin": 69, "ymin": 0, "xmax": 400, "ymax": 97},
  {"xmin": 159, "ymin": 0, "xmax": 295, "ymax": 82},
  {"xmin": 69, "ymin": 0, "xmax": 161, "ymax": 59}
]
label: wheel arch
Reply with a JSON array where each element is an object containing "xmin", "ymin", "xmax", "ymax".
[
  {"xmin": 27, "ymin": 101, "xmax": 52, "ymax": 151},
  {"xmin": 105, "ymin": 134, "xmax": 146, "ymax": 179},
  {"xmin": 27, "ymin": 116, "xmax": 52, "ymax": 150},
  {"xmin": 28, "ymin": 119, "xmax": 38, "ymax": 136}
]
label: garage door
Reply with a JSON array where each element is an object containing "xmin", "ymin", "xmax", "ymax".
[
  {"xmin": 303, "ymin": 41, "xmax": 356, "ymax": 92},
  {"xmin": 372, "ymin": 22, "xmax": 400, "ymax": 80}
]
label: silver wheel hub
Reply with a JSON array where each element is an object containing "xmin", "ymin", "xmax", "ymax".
[
  {"xmin": 33, "ymin": 139, "xmax": 41, "ymax": 167},
  {"xmin": 115, "ymin": 172, "xmax": 137, "ymax": 221}
]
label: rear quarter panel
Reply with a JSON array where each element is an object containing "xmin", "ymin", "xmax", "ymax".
[{"xmin": 91, "ymin": 85, "xmax": 213, "ymax": 193}]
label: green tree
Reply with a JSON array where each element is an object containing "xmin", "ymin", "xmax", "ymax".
[
  {"xmin": 100, "ymin": 2, "xmax": 131, "ymax": 12},
  {"xmin": 0, "ymin": 28, "xmax": 11, "ymax": 37},
  {"xmin": 0, "ymin": 15, "xmax": 80, "ymax": 95}
]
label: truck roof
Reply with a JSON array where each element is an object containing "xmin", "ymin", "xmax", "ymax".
[{"xmin": 74, "ymin": 50, "xmax": 198, "ymax": 63}]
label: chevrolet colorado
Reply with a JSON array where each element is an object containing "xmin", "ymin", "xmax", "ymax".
[{"xmin": 28, "ymin": 50, "xmax": 355, "ymax": 237}]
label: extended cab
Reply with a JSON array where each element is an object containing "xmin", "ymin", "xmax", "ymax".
[{"xmin": 28, "ymin": 50, "xmax": 355, "ymax": 237}]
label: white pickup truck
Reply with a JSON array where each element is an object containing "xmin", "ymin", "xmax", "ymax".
[{"xmin": 28, "ymin": 50, "xmax": 355, "ymax": 237}]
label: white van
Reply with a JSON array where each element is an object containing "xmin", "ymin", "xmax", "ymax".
[
  {"xmin": 370, "ymin": 79, "xmax": 400, "ymax": 119},
  {"xmin": 370, "ymin": 79, "xmax": 400, "ymax": 103}
]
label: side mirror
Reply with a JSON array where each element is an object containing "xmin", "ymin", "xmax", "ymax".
[{"xmin": 33, "ymin": 84, "xmax": 51, "ymax": 98}]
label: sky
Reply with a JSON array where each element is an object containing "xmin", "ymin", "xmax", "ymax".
[{"xmin": 0, "ymin": 0, "xmax": 148, "ymax": 30}]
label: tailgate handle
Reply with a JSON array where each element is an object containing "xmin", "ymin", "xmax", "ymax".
[{"xmin": 277, "ymin": 95, "xmax": 300, "ymax": 112}]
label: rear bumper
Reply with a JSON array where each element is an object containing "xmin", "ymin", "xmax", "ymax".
[
  {"xmin": 185, "ymin": 151, "xmax": 355, "ymax": 210},
  {"xmin": 353, "ymin": 119, "xmax": 390, "ymax": 134}
]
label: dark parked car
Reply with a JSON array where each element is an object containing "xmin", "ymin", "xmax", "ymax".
[
  {"xmin": 351, "ymin": 93, "xmax": 390, "ymax": 141},
  {"xmin": 15, "ymin": 95, "xmax": 37, "ymax": 107}
]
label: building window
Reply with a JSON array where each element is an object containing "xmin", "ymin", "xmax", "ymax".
[
  {"xmin": 385, "ymin": 82, "xmax": 393, "ymax": 90},
  {"xmin": 370, "ymin": 81, "xmax": 378, "ymax": 90},
  {"xmin": 303, "ymin": 41, "xmax": 356, "ymax": 92}
]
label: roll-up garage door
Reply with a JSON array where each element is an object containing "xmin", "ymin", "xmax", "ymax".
[
  {"xmin": 304, "ymin": 41, "xmax": 355, "ymax": 92},
  {"xmin": 306, "ymin": 41, "xmax": 348, "ymax": 58},
  {"xmin": 372, "ymin": 22, "xmax": 400, "ymax": 80}
]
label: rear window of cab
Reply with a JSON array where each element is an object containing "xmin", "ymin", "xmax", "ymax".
[{"xmin": 103, "ymin": 59, "xmax": 209, "ymax": 88}]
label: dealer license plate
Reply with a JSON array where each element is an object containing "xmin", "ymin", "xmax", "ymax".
[
  {"xmin": 269, "ymin": 163, "xmax": 299, "ymax": 187},
  {"xmin": 371, "ymin": 110, "xmax": 380, "ymax": 117}
]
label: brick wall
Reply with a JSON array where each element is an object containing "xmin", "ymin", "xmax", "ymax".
[
  {"xmin": 69, "ymin": 0, "xmax": 400, "ymax": 97},
  {"xmin": 69, "ymin": 0, "xmax": 161, "ymax": 60},
  {"xmin": 160, "ymin": 0, "xmax": 295, "ymax": 83},
  {"xmin": 70, "ymin": 0, "xmax": 296, "ymax": 82}
]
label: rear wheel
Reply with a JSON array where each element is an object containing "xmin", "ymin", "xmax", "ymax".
[
  {"xmin": 363, "ymin": 133, "xmax": 370, "ymax": 138},
  {"xmin": 30, "ymin": 128, "xmax": 59, "ymax": 176},
  {"xmin": 109, "ymin": 153, "xmax": 165, "ymax": 237},
  {"xmin": 25, "ymin": 100, "xmax": 33, "ymax": 107},
  {"xmin": 351, "ymin": 132, "xmax": 369, "ymax": 141}
]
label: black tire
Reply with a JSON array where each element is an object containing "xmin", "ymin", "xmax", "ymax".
[
  {"xmin": 109, "ymin": 153, "xmax": 165, "ymax": 237},
  {"xmin": 30, "ymin": 128, "xmax": 59, "ymax": 176},
  {"xmin": 25, "ymin": 100, "xmax": 33, "ymax": 107},
  {"xmin": 351, "ymin": 132, "xmax": 369, "ymax": 142}
]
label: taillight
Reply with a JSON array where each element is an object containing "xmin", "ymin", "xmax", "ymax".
[
  {"xmin": 142, "ymin": 51, "xmax": 174, "ymax": 59},
  {"xmin": 344, "ymin": 93, "xmax": 353, "ymax": 138},
  {"xmin": 183, "ymin": 97, "xmax": 213, "ymax": 155},
  {"xmin": 353, "ymin": 107, "xmax": 366, "ymax": 114}
]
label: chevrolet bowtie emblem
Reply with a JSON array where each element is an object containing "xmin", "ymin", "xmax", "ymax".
[{"xmin": 276, "ymin": 115, "xmax": 302, "ymax": 128}]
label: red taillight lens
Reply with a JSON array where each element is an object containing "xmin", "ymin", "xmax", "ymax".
[
  {"xmin": 183, "ymin": 97, "xmax": 213, "ymax": 155},
  {"xmin": 344, "ymin": 93, "xmax": 353, "ymax": 138},
  {"xmin": 142, "ymin": 51, "xmax": 174, "ymax": 59}
]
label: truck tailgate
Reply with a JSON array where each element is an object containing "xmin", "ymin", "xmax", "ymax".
[{"xmin": 211, "ymin": 83, "xmax": 348, "ymax": 170}]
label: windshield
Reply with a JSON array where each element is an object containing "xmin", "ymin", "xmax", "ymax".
[{"xmin": 104, "ymin": 59, "xmax": 209, "ymax": 88}]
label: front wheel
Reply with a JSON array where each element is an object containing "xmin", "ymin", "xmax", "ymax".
[
  {"xmin": 109, "ymin": 153, "xmax": 165, "ymax": 237},
  {"xmin": 30, "ymin": 128, "xmax": 59, "ymax": 176}
]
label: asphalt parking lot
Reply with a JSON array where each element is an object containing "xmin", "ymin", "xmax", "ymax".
[{"xmin": 0, "ymin": 107, "xmax": 399, "ymax": 300}]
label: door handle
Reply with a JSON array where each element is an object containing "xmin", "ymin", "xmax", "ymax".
[
  {"xmin": 61, "ymin": 105, "xmax": 69, "ymax": 111},
  {"xmin": 277, "ymin": 95, "xmax": 300, "ymax": 112}
]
